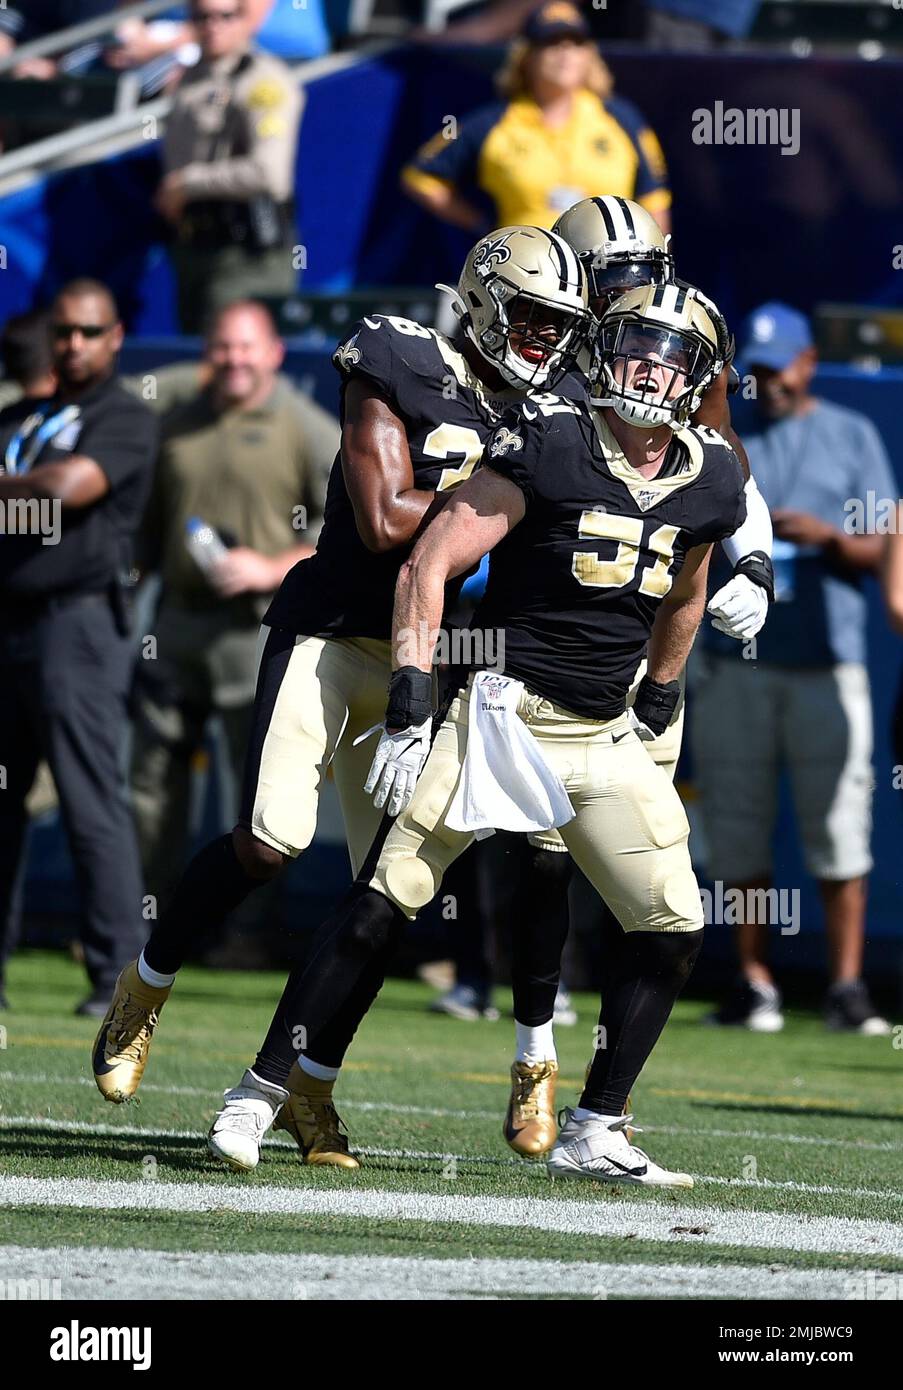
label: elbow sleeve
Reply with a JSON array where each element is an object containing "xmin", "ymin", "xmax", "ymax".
[{"xmin": 721, "ymin": 474, "xmax": 773, "ymax": 567}]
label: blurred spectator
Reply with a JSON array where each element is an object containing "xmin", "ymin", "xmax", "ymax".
[
  {"xmin": 104, "ymin": 0, "xmax": 329, "ymax": 85},
  {"xmin": 417, "ymin": 0, "xmax": 646, "ymax": 46},
  {"xmin": 0, "ymin": 280, "xmax": 158, "ymax": 1014},
  {"xmin": 0, "ymin": 310, "xmax": 58, "ymax": 414},
  {"xmin": 881, "ymin": 506, "xmax": 903, "ymax": 779},
  {"xmin": 645, "ymin": 0, "xmax": 761, "ymax": 50},
  {"xmin": 130, "ymin": 300, "xmax": 335, "ymax": 910},
  {"xmin": 0, "ymin": 1, "xmax": 117, "ymax": 79},
  {"xmin": 402, "ymin": 1, "xmax": 669, "ymax": 234},
  {"xmin": 692, "ymin": 303, "xmax": 892, "ymax": 1036},
  {"xmin": 883, "ymin": 507, "xmax": 903, "ymax": 635},
  {"xmin": 157, "ymin": 0, "xmax": 302, "ymax": 332}
]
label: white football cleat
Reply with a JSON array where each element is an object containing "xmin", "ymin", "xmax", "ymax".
[
  {"xmin": 207, "ymin": 1068, "xmax": 288, "ymax": 1172},
  {"xmin": 548, "ymin": 1109, "xmax": 693, "ymax": 1188}
]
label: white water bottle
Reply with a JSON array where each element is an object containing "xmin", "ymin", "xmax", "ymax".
[{"xmin": 185, "ymin": 516, "xmax": 228, "ymax": 582}]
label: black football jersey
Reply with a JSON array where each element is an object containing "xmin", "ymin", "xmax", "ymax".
[
  {"xmin": 474, "ymin": 395, "xmax": 747, "ymax": 720},
  {"xmin": 265, "ymin": 315, "xmax": 525, "ymax": 639}
]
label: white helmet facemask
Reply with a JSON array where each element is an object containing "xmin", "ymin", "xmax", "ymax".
[
  {"xmin": 591, "ymin": 320, "xmax": 714, "ymax": 430},
  {"xmin": 439, "ymin": 280, "xmax": 587, "ymax": 390}
]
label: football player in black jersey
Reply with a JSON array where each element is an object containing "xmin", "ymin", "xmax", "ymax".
[
  {"xmin": 91, "ymin": 226, "xmax": 590, "ymax": 1164},
  {"xmin": 216, "ymin": 283, "xmax": 747, "ymax": 1187},
  {"xmin": 497, "ymin": 196, "xmax": 776, "ymax": 1156}
]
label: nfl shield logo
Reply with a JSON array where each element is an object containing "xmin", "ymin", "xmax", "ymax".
[{"xmin": 484, "ymin": 677, "xmax": 503, "ymax": 702}]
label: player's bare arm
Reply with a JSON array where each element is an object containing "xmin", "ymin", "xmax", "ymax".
[
  {"xmin": 341, "ymin": 377, "xmax": 438, "ymax": 553},
  {"xmin": 392, "ymin": 467, "xmax": 527, "ymax": 674},
  {"xmin": 694, "ymin": 367, "xmax": 750, "ymax": 480},
  {"xmin": 647, "ymin": 541, "xmax": 714, "ymax": 684}
]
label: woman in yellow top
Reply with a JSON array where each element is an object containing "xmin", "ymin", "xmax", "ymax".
[{"xmin": 402, "ymin": 1, "xmax": 670, "ymax": 235}]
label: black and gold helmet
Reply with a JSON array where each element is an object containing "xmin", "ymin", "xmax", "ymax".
[
  {"xmin": 438, "ymin": 225, "xmax": 589, "ymax": 389},
  {"xmin": 553, "ymin": 196, "xmax": 674, "ymax": 319},
  {"xmin": 590, "ymin": 282, "xmax": 724, "ymax": 430}
]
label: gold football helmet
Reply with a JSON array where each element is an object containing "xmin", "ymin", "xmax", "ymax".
[
  {"xmin": 590, "ymin": 282, "xmax": 723, "ymax": 430},
  {"xmin": 553, "ymin": 196, "xmax": 674, "ymax": 318},
  {"xmin": 439, "ymin": 225, "xmax": 589, "ymax": 389}
]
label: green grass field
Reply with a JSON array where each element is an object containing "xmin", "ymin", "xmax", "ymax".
[{"xmin": 1, "ymin": 949, "xmax": 901, "ymax": 1300}]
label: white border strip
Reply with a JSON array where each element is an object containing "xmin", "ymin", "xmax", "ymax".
[
  {"xmin": 2, "ymin": 1176, "xmax": 901, "ymax": 1257},
  {"xmin": 0, "ymin": 1244, "xmax": 882, "ymax": 1302}
]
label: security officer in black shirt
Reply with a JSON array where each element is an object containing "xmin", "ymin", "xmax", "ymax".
[{"xmin": 0, "ymin": 279, "xmax": 158, "ymax": 1014}]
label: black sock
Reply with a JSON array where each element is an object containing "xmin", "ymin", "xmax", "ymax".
[
  {"xmin": 510, "ymin": 846, "xmax": 573, "ymax": 1025},
  {"xmin": 142, "ymin": 834, "xmax": 265, "ymax": 976},
  {"xmin": 253, "ymin": 886, "xmax": 408, "ymax": 1086},
  {"xmin": 580, "ymin": 928, "xmax": 703, "ymax": 1115}
]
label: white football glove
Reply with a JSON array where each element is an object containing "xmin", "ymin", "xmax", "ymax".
[
  {"xmin": 707, "ymin": 573, "xmax": 769, "ymax": 640},
  {"xmin": 363, "ymin": 719, "xmax": 432, "ymax": 818},
  {"xmin": 627, "ymin": 707, "xmax": 658, "ymax": 742}
]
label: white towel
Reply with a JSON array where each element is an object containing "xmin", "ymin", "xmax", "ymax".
[{"xmin": 445, "ymin": 671, "xmax": 574, "ymax": 837}]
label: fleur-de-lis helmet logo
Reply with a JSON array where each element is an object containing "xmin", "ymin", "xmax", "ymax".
[{"xmin": 472, "ymin": 233, "xmax": 514, "ymax": 281}]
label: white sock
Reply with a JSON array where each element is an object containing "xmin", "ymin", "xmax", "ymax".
[
  {"xmin": 137, "ymin": 951, "xmax": 175, "ymax": 990},
  {"xmin": 572, "ymin": 1106, "xmax": 623, "ymax": 1124},
  {"xmin": 245, "ymin": 1068, "xmax": 287, "ymax": 1101},
  {"xmin": 514, "ymin": 1019, "xmax": 556, "ymax": 1065},
  {"xmin": 298, "ymin": 1054, "xmax": 340, "ymax": 1082}
]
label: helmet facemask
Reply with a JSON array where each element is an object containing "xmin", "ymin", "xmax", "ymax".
[
  {"xmin": 585, "ymin": 251, "xmax": 672, "ymax": 319},
  {"xmin": 591, "ymin": 317, "xmax": 716, "ymax": 429},
  {"xmin": 472, "ymin": 283, "xmax": 587, "ymax": 389}
]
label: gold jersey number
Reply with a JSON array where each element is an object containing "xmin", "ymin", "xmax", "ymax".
[
  {"xmin": 425, "ymin": 423, "xmax": 485, "ymax": 492},
  {"xmin": 572, "ymin": 511, "xmax": 680, "ymax": 598}
]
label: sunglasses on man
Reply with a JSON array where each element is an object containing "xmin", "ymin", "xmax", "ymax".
[
  {"xmin": 52, "ymin": 323, "xmax": 116, "ymax": 341},
  {"xmin": 192, "ymin": 7, "xmax": 244, "ymax": 23}
]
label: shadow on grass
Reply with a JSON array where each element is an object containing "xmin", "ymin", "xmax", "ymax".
[
  {"xmin": 0, "ymin": 1127, "xmax": 220, "ymax": 1175},
  {"xmin": 690, "ymin": 1099, "xmax": 903, "ymax": 1124}
]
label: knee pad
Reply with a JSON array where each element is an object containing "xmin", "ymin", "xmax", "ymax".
[{"xmin": 379, "ymin": 854, "xmax": 442, "ymax": 919}]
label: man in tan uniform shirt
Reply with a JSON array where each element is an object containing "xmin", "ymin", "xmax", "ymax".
[
  {"xmin": 157, "ymin": 0, "xmax": 303, "ymax": 332},
  {"xmin": 131, "ymin": 300, "xmax": 336, "ymax": 908}
]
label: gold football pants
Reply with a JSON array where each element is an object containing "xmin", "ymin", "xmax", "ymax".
[{"xmin": 369, "ymin": 675, "xmax": 702, "ymax": 934}]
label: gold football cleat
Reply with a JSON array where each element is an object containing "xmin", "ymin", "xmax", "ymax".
[
  {"xmin": 92, "ymin": 960, "xmax": 171, "ymax": 1103},
  {"xmin": 274, "ymin": 1065, "xmax": 360, "ymax": 1168},
  {"xmin": 503, "ymin": 1059, "xmax": 559, "ymax": 1155}
]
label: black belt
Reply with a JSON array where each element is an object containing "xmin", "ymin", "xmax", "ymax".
[{"xmin": 0, "ymin": 590, "xmax": 111, "ymax": 628}]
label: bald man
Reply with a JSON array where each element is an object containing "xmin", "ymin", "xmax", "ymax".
[
  {"xmin": 0, "ymin": 279, "xmax": 158, "ymax": 1013},
  {"xmin": 130, "ymin": 299, "xmax": 334, "ymax": 913}
]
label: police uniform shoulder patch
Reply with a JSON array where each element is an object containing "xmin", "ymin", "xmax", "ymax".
[
  {"xmin": 256, "ymin": 114, "xmax": 287, "ymax": 139},
  {"xmin": 247, "ymin": 78, "xmax": 286, "ymax": 109}
]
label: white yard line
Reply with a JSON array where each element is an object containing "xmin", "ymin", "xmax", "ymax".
[
  {"xmin": 1, "ymin": 1071, "xmax": 898, "ymax": 1152},
  {"xmin": 2, "ymin": 1176, "xmax": 902, "ymax": 1258},
  {"xmin": 0, "ymin": 1244, "xmax": 884, "ymax": 1302},
  {"xmin": 1, "ymin": 1114, "xmax": 901, "ymax": 1206}
]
